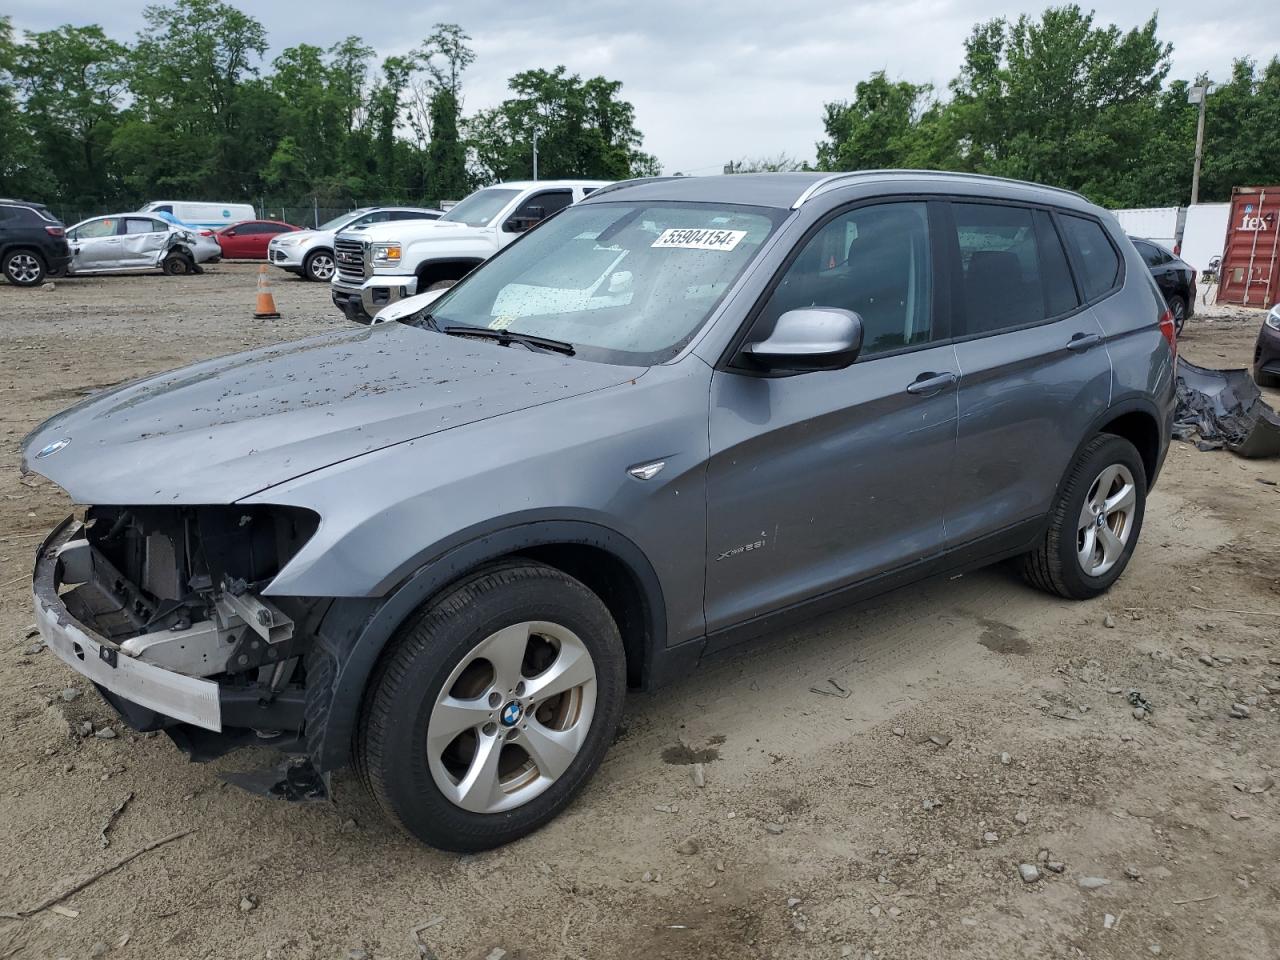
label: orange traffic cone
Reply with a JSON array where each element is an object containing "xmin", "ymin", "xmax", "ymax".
[{"xmin": 254, "ymin": 264, "xmax": 280, "ymax": 319}]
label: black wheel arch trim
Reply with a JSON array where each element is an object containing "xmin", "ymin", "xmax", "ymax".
[
  {"xmin": 1072, "ymin": 394, "xmax": 1170, "ymax": 493},
  {"xmin": 307, "ymin": 517, "xmax": 668, "ymax": 773}
]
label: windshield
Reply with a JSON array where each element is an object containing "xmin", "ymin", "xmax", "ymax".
[
  {"xmin": 319, "ymin": 208, "xmax": 373, "ymax": 231},
  {"xmin": 418, "ymin": 201, "xmax": 786, "ymax": 364},
  {"xmin": 441, "ymin": 188, "xmax": 520, "ymax": 227}
]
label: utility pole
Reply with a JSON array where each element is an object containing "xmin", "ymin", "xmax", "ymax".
[
  {"xmin": 532, "ymin": 128, "xmax": 539, "ymax": 181},
  {"xmin": 1188, "ymin": 85, "xmax": 1210, "ymax": 205}
]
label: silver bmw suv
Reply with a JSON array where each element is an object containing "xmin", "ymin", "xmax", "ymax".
[{"xmin": 24, "ymin": 171, "xmax": 1176, "ymax": 850}]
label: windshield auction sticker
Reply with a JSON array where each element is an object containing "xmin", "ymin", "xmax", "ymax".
[{"xmin": 651, "ymin": 228, "xmax": 747, "ymax": 252}]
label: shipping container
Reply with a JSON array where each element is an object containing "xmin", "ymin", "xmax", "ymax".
[{"xmin": 1219, "ymin": 186, "xmax": 1280, "ymax": 307}]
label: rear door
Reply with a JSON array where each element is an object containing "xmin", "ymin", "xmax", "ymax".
[
  {"xmin": 120, "ymin": 217, "xmax": 171, "ymax": 267},
  {"xmin": 944, "ymin": 201, "xmax": 1113, "ymax": 549},
  {"xmin": 1134, "ymin": 239, "xmax": 1179, "ymax": 303},
  {"xmin": 705, "ymin": 199, "xmax": 958, "ymax": 631}
]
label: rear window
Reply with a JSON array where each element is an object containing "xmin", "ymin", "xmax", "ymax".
[{"xmin": 1060, "ymin": 215, "xmax": 1121, "ymax": 301}]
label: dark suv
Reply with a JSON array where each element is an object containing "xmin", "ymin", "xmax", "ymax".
[
  {"xmin": 1130, "ymin": 236, "xmax": 1196, "ymax": 333},
  {"xmin": 24, "ymin": 171, "xmax": 1176, "ymax": 851},
  {"xmin": 0, "ymin": 199, "xmax": 71, "ymax": 286}
]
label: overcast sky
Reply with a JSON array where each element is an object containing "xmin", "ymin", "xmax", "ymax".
[{"xmin": 13, "ymin": 1, "xmax": 1280, "ymax": 175}]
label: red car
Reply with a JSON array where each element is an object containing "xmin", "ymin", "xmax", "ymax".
[{"xmin": 216, "ymin": 220, "xmax": 302, "ymax": 259}]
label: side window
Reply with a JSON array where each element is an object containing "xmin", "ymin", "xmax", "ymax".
[
  {"xmin": 758, "ymin": 201, "xmax": 933, "ymax": 358},
  {"xmin": 1134, "ymin": 240, "xmax": 1162, "ymax": 268},
  {"xmin": 237, "ymin": 223, "xmax": 269, "ymax": 235},
  {"xmin": 354, "ymin": 211, "xmax": 391, "ymax": 227},
  {"xmin": 1060, "ymin": 215, "xmax": 1121, "ymax": 301},
  {"xmin": 153, "ymin": 205, "xmax": 173, "ymax": 214},
  {"xmin": 262, "ymin": 223, "xmax": 292, "ymax": 234},
  {"xmin": 514, "ymin": 190, "xmax": 573, "ymax": 222},
  {"xmin": 77, "ymin": 219, "xmax": 117, "ymax": 239},
  {"xmin": 952, "ymin": 202, "xmax": 1075, "ymax": 335},
  {"xmin": 389, "ymin": 210, "xmax": 429, "ymax": 221},
  {"xmin": 1034, "ymin": 210, "xmax": 1079, "ymax": 317},
  {"xmin": 123, "ymin": 217, "xmax": 163, "ymax": 234}
]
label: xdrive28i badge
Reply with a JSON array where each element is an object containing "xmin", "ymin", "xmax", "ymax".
[{"xmin": 35, "ymin": 438, "xmax": 71, "ymax": 459}]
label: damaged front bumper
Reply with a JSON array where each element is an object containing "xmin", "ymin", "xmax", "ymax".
[
  {"xmin": 35, "ymin": 517, "xmax": 225, "ymax": 730},
  {"xmin": 32, "ymin": 515, "xmax": 311, "ymax": 744}
]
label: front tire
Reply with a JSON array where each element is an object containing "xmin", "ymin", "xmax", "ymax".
[
  {"xmin": 1021, "ymin": 434, "xmax": 1147, "ymax": 600},
  {"xmin": 305, "ymin": 250, "xmax": 335, "ymax": 282},
  {"xmin": 359, "ymin": 561, "xmax": 626, "ymax": 851},
  {"xmin": 3, "ymin": 249, "xmax": 46, "ymax": 286}
]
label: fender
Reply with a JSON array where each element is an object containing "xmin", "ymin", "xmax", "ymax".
[{"xmin": 306, "ymin": 518, "xmax": 669, "ymax": 773}]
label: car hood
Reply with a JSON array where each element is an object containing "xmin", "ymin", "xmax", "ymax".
[
  {"xmin": 348, "ymin": 220, "xmax": 484, "ymax": 243},
  {"xmin": 22, "ymin": 323, "xmax": 644, "ymax": 505}
]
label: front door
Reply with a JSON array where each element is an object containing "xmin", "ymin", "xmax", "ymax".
[
  {"xmin": 705, "ymin": 200, "xmax": 958, "ymax": 633},
  {"xmin": 68, "ymin": 217, "xmax": 123, "ymax": 273},
  {"xmin": 499, "ymin": 190, "xmax": 574, "ymax": 248}
]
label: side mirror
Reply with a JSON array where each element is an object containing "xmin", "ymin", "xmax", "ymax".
[
  {"xmin": 224, "ymin": 229, "xmax": 237, "ymax": 237},
  {"xmin": 503, "ymin": 206, "xmax": 546, "ymax": 233},
  {"xmin": 740, "ymin": 307, "xmax": 863, "ymax": 373}
]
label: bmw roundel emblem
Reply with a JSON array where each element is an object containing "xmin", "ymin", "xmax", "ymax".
[
  {"xmin": 499, "ymin": 701, "xmax": 524, "ymax": 727},
  {"xmin": 35, "ymin": 437, "xmax": 71, "ymax": 459}
]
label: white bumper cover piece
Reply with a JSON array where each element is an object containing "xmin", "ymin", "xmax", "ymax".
[{"xmin": 33, "ymin": 517, "xmax": 223, "ymax": 731}]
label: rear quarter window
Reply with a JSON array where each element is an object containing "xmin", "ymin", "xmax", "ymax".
[{"xmin": 1060, "ymin": 215, "xmax": 1121, "ymax": 301}]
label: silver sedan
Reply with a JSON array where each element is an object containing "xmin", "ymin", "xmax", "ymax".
[{"xmin": 65, "ymin": 214, "xmax": 217, "ymax": 276}]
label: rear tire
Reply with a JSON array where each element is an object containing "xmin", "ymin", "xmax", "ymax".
[
  {"xmin": 359, "ymin": 561, "xmax": 626, "ymax": 851},
  {"xmin": 1167, "ymin": 294, "xmax": 1188, "ymax": 335},
  {"xmin": 1020, "ymin": 434, "xmax": 1147, "ymax": 600},
  {"xmin": 161, "ymin": 253, "xmax": 191, "ymax": 276},
  {"xmin": 3, "ymin": 249, "xmax": 46, "ymax": 286}
]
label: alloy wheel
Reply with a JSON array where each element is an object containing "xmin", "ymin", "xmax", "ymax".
[
  {"xmin": 6, "ymin": 253, "xmax": 41, "ymax": 284},
  {"xmin": 310, "ymin": 254, "xmax": 335, "ymax": 281},
  {"xmin": 1076, "ymin": 463, "xmax": 1137, "ymax": 577},
  {"xmin": 426, "ymin": 620, "xmax": 597, "ymax": 814}
]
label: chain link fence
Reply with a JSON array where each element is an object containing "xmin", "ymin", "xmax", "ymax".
[{"xmin": 46, "ymin": 198, "xmax": 426, "ymax": 229}]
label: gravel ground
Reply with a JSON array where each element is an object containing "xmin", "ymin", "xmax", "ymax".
[{"xmin": 0, "ymin": 265, "xmax": 1278, "ymax": 960}]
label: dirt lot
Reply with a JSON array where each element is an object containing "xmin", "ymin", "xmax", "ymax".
[{"xmin": 1, "ymin": 264, "xmax": 1278, "ymax": 960}]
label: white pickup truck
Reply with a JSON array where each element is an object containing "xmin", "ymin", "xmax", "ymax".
[{"xmin": 329, "ymin": 180, "xmax": 608, "ymax": 323}]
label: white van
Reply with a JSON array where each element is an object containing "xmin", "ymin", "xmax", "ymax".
[{"xmin": 138, "ymin": 201, "xmax": 256, "ymax": 229}]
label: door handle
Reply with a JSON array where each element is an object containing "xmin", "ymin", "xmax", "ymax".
[
  {"xmin": 906, "ymin": 372, "xmax": 958, "ymax": 396},
  {"xmin": 1067, "ymin": 333, "xmax": 1103, "ymax": 352}
]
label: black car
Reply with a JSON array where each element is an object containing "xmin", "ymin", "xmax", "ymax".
[
  {"xmin": 1255, "ymin": 304, "xmax": 1280, "ymax": 388},
  {"xmin": 1130, "ymin": 236, "xmax": 1196, "ymax": 333},
  {"xmin": 0, "ymin": 199, "xmax": 72, "ymax": 286}
]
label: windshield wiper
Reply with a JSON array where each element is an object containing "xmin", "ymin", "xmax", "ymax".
[{"xmin": 439, "ymin": 323, "xmax": 576, "ymax": 356}]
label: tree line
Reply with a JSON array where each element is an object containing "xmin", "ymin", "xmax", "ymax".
[
  {"xmin": 812, "ymin": 5, "xmax": 1280, "ymax": 207},
  {"xmin": 0, "ymin": 0, "xmax": 658, "ymax": 215},
  {"xmin": 1, "ymin": 2, "xmax": 1276, "ymax": 217}
]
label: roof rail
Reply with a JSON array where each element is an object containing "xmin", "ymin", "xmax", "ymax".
[
  {"xmin": 793, "ymin": 169, "xmax": 1087, "ymax": 208},
  {"xmin": 583, "ymin": 176, "xmax": 689, "ymax": 200}
]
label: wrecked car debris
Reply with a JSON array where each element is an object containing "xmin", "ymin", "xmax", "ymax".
[
  {"xmin": 1174, "ymin": 357, "xmax": 1280, "ymax": 458},
  {"xmin": 1174, "ymin": 357, "xmax": 1280, "ymax": 457}
]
